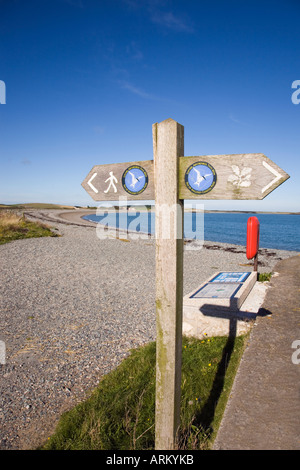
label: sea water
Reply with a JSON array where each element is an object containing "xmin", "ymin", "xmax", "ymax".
[{"xmin": 83, "ymin": 211, "xmax": 300, "ymax": 251}]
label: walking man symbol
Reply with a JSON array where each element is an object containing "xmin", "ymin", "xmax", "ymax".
[{"xmin": 104, "ymin": 171, "xmax": 118, "ymax": 193}]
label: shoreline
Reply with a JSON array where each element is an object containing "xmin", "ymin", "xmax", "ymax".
[
  {"xmin": 1, "ymin": 209, "xmax": 299, "ymax": 450},
  {"xmin": 1, "ymin": 202, "xmax": 299, "ymax": 216},
  {"xmin": 56, "ymin": 209, "xmax": 299, "ymax": 253},
  {"xmin": 59, "ymin": 210, "xmax": 97, "ymax": 225},
  {"xmin": 74, "ymin": 207, "xmax": 300, "ymax": 215}
]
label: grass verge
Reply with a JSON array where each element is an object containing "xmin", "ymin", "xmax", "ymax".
[
  {"xmin": 41, "ymin": 334, "xmax": 248, "ymax": 450},
  {"xmin": 0, "ymin": 210, "xmax": 59, "ymax": 245},
  {"xmin": 0, "ymin": 203, "xmax": 75, "ymax": 210}
]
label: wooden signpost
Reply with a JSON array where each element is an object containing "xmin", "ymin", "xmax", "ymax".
[{"xmin": 82, "ymin": 118, "xmax": 289, "ymax": 450}]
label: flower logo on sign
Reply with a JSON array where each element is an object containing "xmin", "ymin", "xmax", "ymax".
[{"xmin": 228, "ymin": 165, "xmax": 252, "ymax": 188}]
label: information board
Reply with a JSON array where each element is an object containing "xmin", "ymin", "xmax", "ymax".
[
  {"xmin": 190, "ymin": 282, "xmax": 242, "ymax": 299},
  {"xmin": 210, "ymin": 272, "xmax": 250, "ymax": 283}
]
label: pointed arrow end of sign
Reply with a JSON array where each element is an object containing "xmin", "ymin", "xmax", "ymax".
[
  {"xmin": 87, "ymin": 172, "xmax": 98, "ymax": 193},
  {"xmin": 82, "ymin": 169, "xmax": 100, "ymax": 197},
  {"xmin": 261, "ymin": 156, "xmax": 290, "ymax": 198}
]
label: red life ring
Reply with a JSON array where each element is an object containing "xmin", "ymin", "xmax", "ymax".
[{"xmin": 246, "ymin": 216, "xmax": 260, "ymax": 259}]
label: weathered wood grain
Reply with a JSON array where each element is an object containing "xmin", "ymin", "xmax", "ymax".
[
  {"xmin": 81, "ymin": 160, "xmax": 154, "ymax": 201},
  {"xmin": 153, "ymin": 118, "xmax": 184, "ymax": 450},
  {"xmin": 179, "ymin": 153, "xmax": 289, "ymax": 200},
  {"xmin": 82, "ymin": 153, "xmax": 289, "ymax": 202}
]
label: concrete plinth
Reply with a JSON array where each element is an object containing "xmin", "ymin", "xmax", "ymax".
[{"xmin": 183, "ymin": 271, "xmax": 257, "ymax": 339}]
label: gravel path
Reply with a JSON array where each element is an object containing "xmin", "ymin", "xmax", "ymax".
[{"xmin": 0, "ymin": 210, "xmax": 298, "ymax": 450}]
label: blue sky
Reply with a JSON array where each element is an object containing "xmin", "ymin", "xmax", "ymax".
[{"xmin": 0, "ymin": 0, "xmax": 299, "ymax": 211}]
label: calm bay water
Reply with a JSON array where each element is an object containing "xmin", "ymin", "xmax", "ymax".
[
  {"xmin": 203, "ymin": 213, "xmax": 300, "ymax": 251},
  {"xmin": 83, "ymin": 211, "xmax": 300, "ymax": 251}
]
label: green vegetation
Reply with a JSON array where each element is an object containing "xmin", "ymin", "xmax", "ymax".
[
  {"xmin": 41, "ymin": 334, "xmax": 247, "ymax": 450},
  {"xmin": 0, "ymin": 203, "xmax": 75, "ymax": 210},
  {"xmin": 258, "ymin": 272, "xmax": 272, "ymax": 282},
  {"xmin": 0, "ymin": 211, "xmax": 59, "ymax": 245}
]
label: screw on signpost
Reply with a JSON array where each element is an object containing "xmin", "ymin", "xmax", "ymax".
[{"xmin": 153, "ymin": 118, "xmax": 184, "ymax": 450}]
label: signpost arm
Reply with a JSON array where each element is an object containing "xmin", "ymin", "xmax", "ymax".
[
  {"xmin": 81, "ymin": 118, "xmax": 290, "ymax": 451},
  {"xmin": 153, "ymin": 118, "xmax": 184, "ymax": 450}
]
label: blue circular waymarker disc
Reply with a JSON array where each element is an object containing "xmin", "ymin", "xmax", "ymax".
[
  {"xmin": 122, "ymin": 165, "xmax": 148, "ymax": 195},
  {"xmin": 185, "ymin": 162, "xmax": 217, "ymax": 194}
]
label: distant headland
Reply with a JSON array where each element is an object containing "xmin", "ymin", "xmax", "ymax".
[{"xmin": 0, "ymin": 203, "xmax": 299, "ymax": 215}]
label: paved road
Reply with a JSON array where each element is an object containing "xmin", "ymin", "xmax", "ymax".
[{"xmin": 213, "ymin": 254, "xmax": 300, "ymax": 450}]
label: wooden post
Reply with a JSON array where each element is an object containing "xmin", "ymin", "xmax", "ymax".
[
  {"xmin": 81, "ymin": 118, "xmax": 290, "ymax": 450},
  {"xmin": 253, "ymin": 252, "xmax": 258, "ymax": 272},
  {"xmin": 153, "ymin": 118, "xmax": 184, "ymax": 450}
]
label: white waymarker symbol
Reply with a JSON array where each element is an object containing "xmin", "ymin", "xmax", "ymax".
[
  {"xmin": 87, "ymin": 172, "xmax": 98, "ymax": 193},
  {"xmin": 129, "ymin": 171, "xmax": 143, "ymax": 188},
  {"xmin": 104, "ymin": 171, "xmax": 118, "ymax": 193},
  {"xmin": 81, "ymin": 118, "xmax": 290, "ymax": 450},
  {"xmin": 193, "ymin": 167, "xmax": 210, "ymax": 186}
]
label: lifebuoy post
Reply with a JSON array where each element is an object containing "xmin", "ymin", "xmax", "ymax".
[{"xmin": 246, "ymin": 216, "xmax": 260, "ymax": 271}]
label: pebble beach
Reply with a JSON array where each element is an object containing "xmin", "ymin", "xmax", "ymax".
[{"xmin": 0, "ymin": 209, "xmax": 298, "ymax": 450}]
